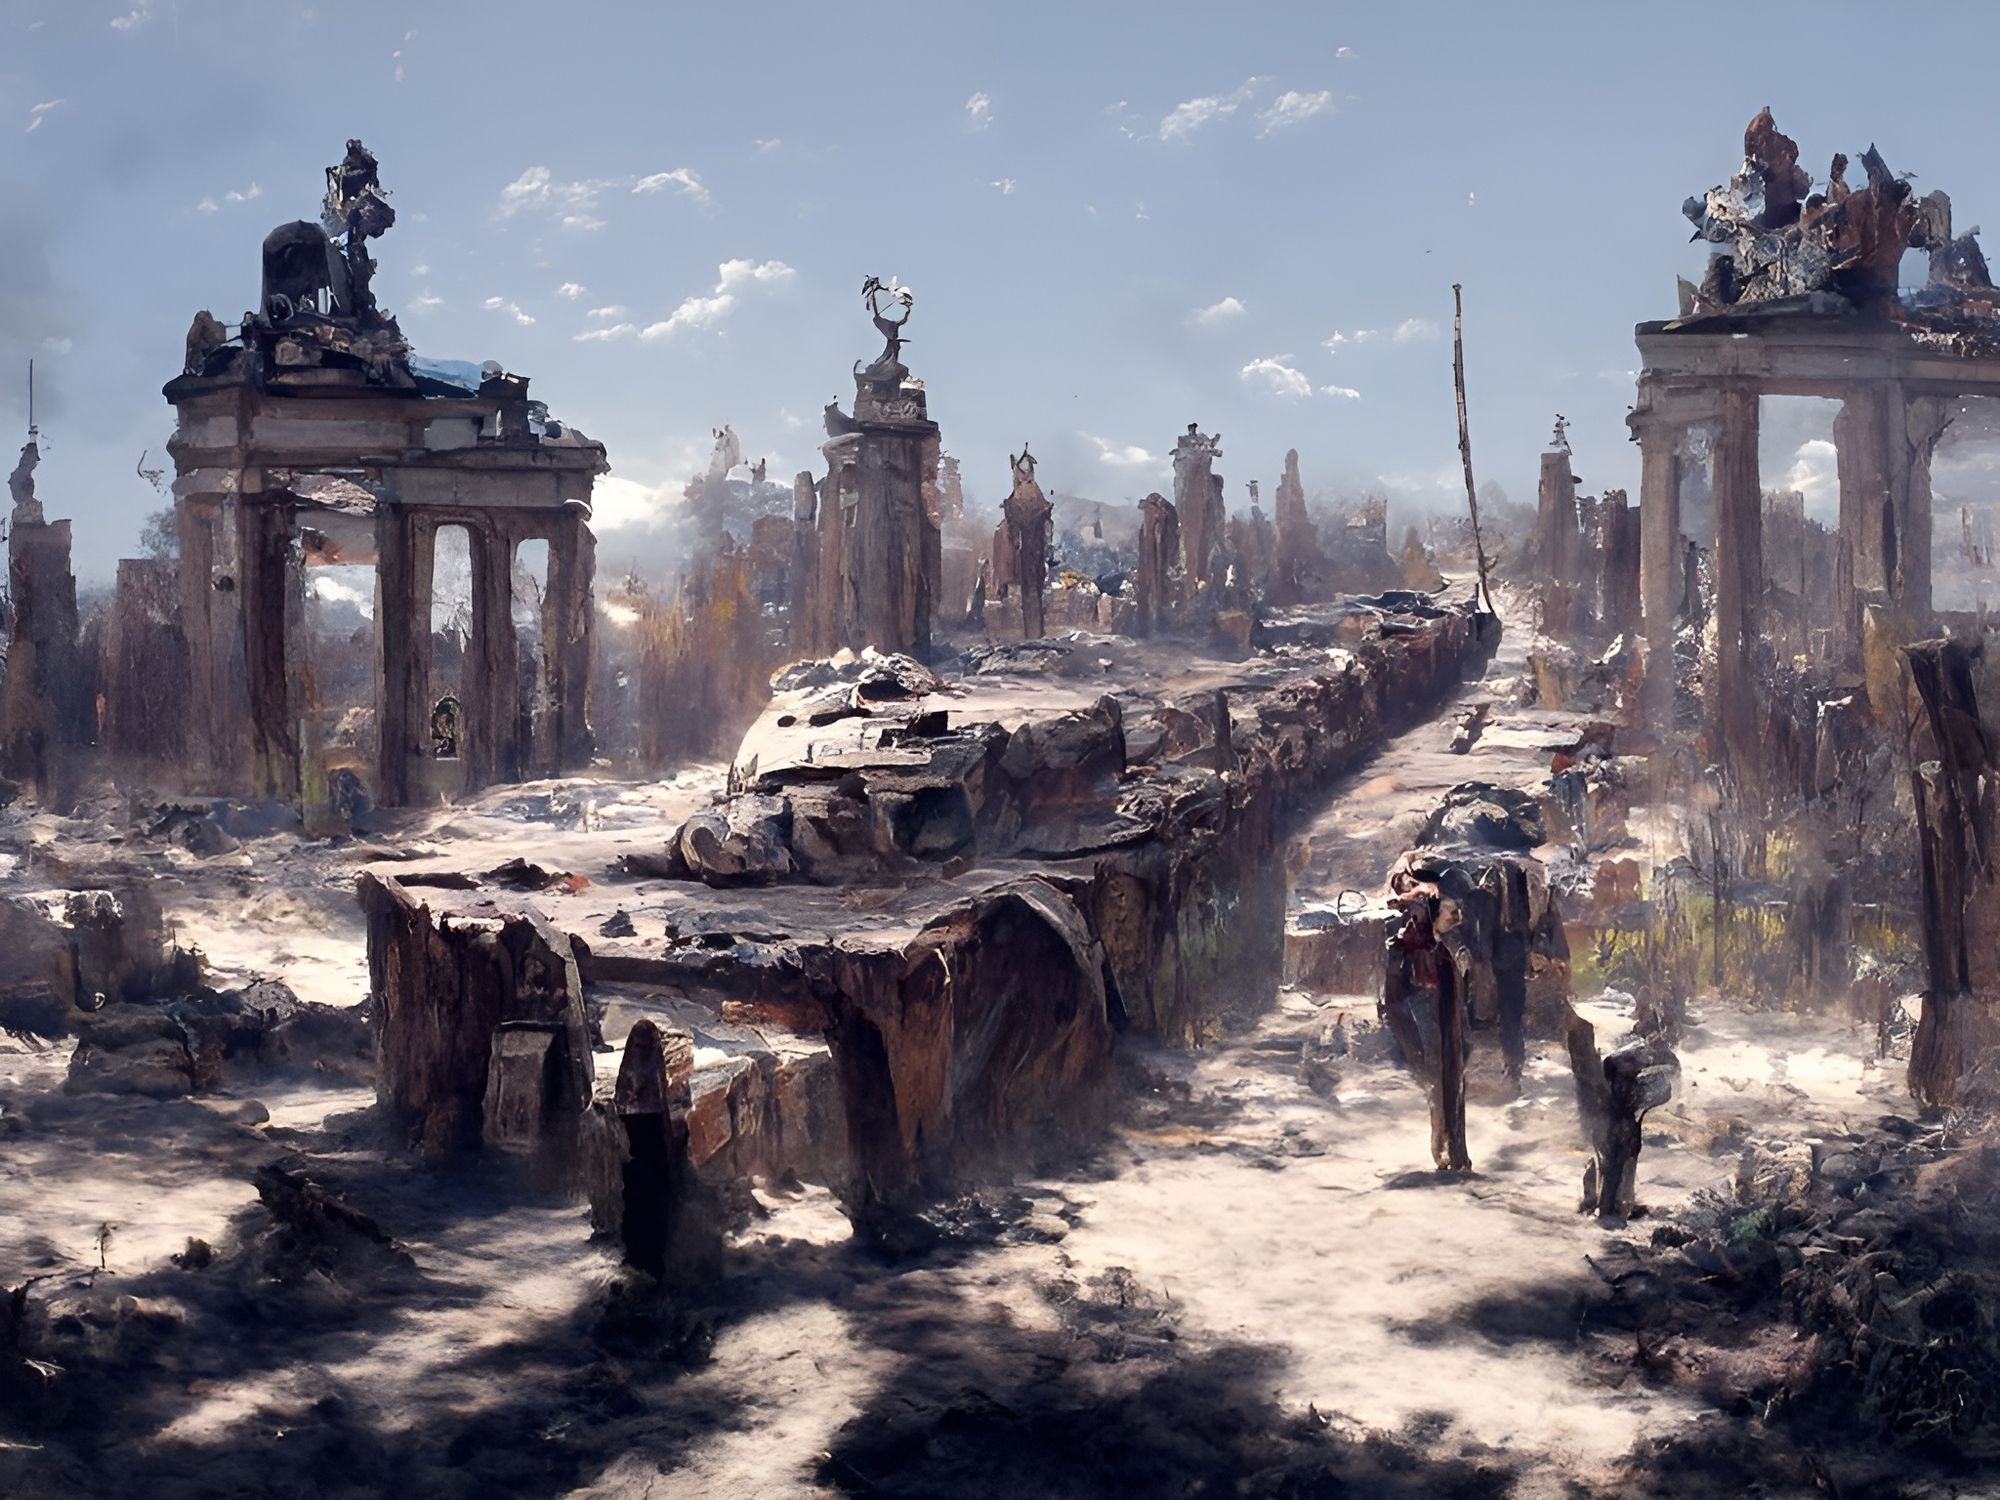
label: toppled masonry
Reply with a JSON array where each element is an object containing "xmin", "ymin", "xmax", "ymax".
[{"xmin": 362, "ymin": 591, "xmax": 1493, "ymax": 1251}]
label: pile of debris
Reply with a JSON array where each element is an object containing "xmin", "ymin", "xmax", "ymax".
[
  {"xmin": 1681, "ymin": 107, "xmax": 1997, "ymax": 325},
  {"xmin": 1597, "ymin": 1114, "xmax": 2000, "ymax": 1477},
  {"xmin": 65, "ymin": 978, "xmax": 369, "ymax": 1099}
]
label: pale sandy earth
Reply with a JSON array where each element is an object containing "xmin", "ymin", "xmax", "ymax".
[{"xmin": 0, "ymin": 596, "xmax": 1917, "ymax": 1496}]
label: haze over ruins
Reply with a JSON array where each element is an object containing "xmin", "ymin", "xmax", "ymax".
[{"xmin": 6, "ymin": 8, "xmax": 2000, "ymax": 1499}]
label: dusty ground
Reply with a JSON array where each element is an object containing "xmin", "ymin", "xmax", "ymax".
[
  {"xmin": 0, "ymin": 970, "xmax": 1911, "ymax": 1499},
  {"xmin": 0, "ymin": 605, "xmax": 1947, "ymax": 1497}
]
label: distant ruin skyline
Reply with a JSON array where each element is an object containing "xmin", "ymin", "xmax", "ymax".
[{"xmin": 6, "ymin": 0, "xmax": 1991, "ymax": 580}]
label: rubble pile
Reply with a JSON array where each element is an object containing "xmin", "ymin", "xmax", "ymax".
[
  {"xmin": 1598, "ymin": 1117, "xmax": 2000, "ymax": 1475},
  {"xmin": 1682, "ymin": 107, "xmax": 1998, "ymax": 328},
  {"xmin": 364, "ymin": 592, "xmax": 1493, "ymax": 1246}
]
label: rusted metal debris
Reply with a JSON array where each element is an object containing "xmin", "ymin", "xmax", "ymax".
[{"xmin": 1682, "ymin": 107, "xmax": 1997, "ymax": 326}]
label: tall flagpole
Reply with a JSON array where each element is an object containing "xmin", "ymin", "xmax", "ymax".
[{"xmin": 1451, "ymin": 284, "xmax": 1492, "ymax": 613}]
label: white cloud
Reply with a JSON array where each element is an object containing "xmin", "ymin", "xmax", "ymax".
[
  {"xmin": 498, "ymin": 166, "xmax": 614, "ymax": 230},
  {"xmin": 1159, "ymin": 77, "xmax": 1265, "ymax": 142},
  {"xmin": 1256, "ymin": 89, "xmax": 1333, "ymax": 138},
  {"xmin": 632, "ymin": 168, "xmax": 710, "ymax": 206},
  {"xmin": 1082, "ymin": 433, "xmax": 1167, "ymax": 474},
  {"xmin": 589, "ymin": 475, "xmax": 677, "ymax": 533},
  {"xmin": 557, "ymin": 281, "xmax": 585, "ymax": 299},
  {"xmin": 965, "ymin": 91, "xmax": 992, "ymax": 129},
  {"xmin": 991, "ymin": 178, "xmax": 1016, "ymax": 195},
  {"xmin": 407, "ymin": 290, "xmax": 444, "ymax": 314},
  {"xmin": 25, "ymin": 98, "xmax": 62, "ymax": 134},
  {"xmin": 715, "ymin": 258, "xmax": 795, "ymax": 291},
  {"xmin": 110, "ymin": 1, "xmax": 150, "ymax": 30},
  {"xmin": 640, "ymin": 259, "xmax": 794, "ymax": 341},
  {"xmin": 312, "ymin": 575, "xmax": 372, "ymax": 611},
  {"xmin": 1322, "ymin": 331, "xmax": 1348, "ymax": 349},
  {"xmin": 482, "ymin": 296, "xmax": 535, "ymax": 326},
  {"xmin": 1160, "ymin": 96, "xmax": 1232, "ymax": 142},
  {"xmin": 1191, "ymin": 296, "xmax": 1246, "ymax": 324},
  {"xmin": 1335, "ymin": 45, "xmax": 1355, "ymax": 58},
  {"xmin": 1321, "ymin": 385, "xmax": 1362, "ymax": 400},
  {"xmin": 495, "ymin": 164, "xmax": 709, "ymax": 229},
  {"xmin": 412, "ymin": 263, "xmax": 431, "ymax": 276},
  {"xmin": 196, "ymin": 180, "xmax": 263, "ymax": 211},
  {"xmin": 1350, "ymin": 328, "xmax": 1382, "ymax": 343},
  {"xmin": 1785, "ymin": 438, "xmax": 1838, "ymax": 509},
  {"xmin": 641, "ymin": 293, "xmax": 734, "ymax": 340},
  {"xmin": 574, "ymin": 323, "xmax": 634, "ymax": 343},
  {"xmin": 1393, "ymin": 317, "xmax": 1440, "ymax": 342},
  {"xmin": 587, "ymin": 305, "xmax": 628, "ymax": 320},
  {"xmin": 41, "ymin": 336, "xmax": 72, "ymax": 355},
  {"xmin": 754, "ymin": 137, "xmax": 781, "ymax": 154},
  {"xmin": 1240, "ymin": 355, "xmax": 1313, "ymax": 400}
]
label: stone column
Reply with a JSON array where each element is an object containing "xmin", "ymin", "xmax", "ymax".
[
  {"xmin": 464, "ymin": 518, "xmax": 520, "ymax": 791},
  {"xmin": 1600, "ymin": 492, "xmax": 1641, "ymax": 640},
  {"xmin": 1002, "ymin": 483, "xmax": 1052, "ymax": 640},
  {"xmin": 2, "ymin": 507, "xmax": 84, "ymax": 805},
  {"xmin": 789, "ymin": 471, "xmax": 819, "ymax": 656},
  {"xmin": 1835, "ymin": 387, "xmax": 1891, "ymax": 596},
  {"xmin": 375, "ymin": 505, "xmax": 432, "ymax": 807},
  {"xmin": 176, "ymin": 493, "xmax": 251, "ymax": 790},
  {"xmin": 1175, "ymin": 444, "xmax": 1220, "ymax": 588},
  {"xmin": 1536, "ymin": 449, "xmax": 1582, "ymax": 587},
  {"xmin": 1272, "ymin": 450, "xmax": 1315, "ymax": 605},
  {"xmin": 1710, "ymin": 383, "xmax": 1763, "ymax": 789},
  {"xmin": 847, "ymin": 424, "xmax": 937, "ymax": 660},
  {"xmin": 920, "ymin": 433, "xmax": 943, "ymax": 651},
  {"xmin": 235, "ymin": 495, "xmax": 302, "ymax": 802},
  {"xmin": 1892, "ymin": 390, "xmax": 1951, "ymax": 624},
  {"xmin": 542, "ymin": 508, "xmax": 597, "ymax": 773},
  {"xmin": 1634, "ymin": 410, "xmax": 1683, "ymax": 738},
  {"xmin": 816, "ymin": 442, "xmax": 857, "ymax": 657},
  {"xmin": 1135, "ymin": 493, "xmax": 1178, "ymax": 637}
]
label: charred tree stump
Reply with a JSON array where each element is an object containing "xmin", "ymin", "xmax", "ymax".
[
  {"xmin": 1904, "ymin": 639, "xmax": 2000, "ymax": 1108},
  {"xmin": 1565, "ymin": 1008, "xmax": 1677, "ymax": 1217}
]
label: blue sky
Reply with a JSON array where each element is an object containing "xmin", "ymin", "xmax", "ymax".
[{"xmin": 7, "ymin": 0, "xmax": 2000, "ymax": 580}]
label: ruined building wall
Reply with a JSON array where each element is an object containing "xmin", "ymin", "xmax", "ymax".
[
  {"xmin": 164, "ymin": 380, "xmax": 605, "ymax": 810},
  {"xmin": 2, "ymin": 443, "xmax": 92, "ymax": 805},
  {"xmin": 103, "ymin": 558, "xmax": 191, "ymax": 770}
]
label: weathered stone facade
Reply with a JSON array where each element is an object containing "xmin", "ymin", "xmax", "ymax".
[{"xmin": 161, "ymin": 143, "xmax": 605, "ymax": 814}]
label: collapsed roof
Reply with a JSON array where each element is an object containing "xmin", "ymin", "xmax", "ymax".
[
  {"xmin": 1679, "ymin": 108, "xmax": 1999, "ymax": 342},
  {"xmin": 177, "ymin": 140, "xmax": 585, "ymax": 436}
]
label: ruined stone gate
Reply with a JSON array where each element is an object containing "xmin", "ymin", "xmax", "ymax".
[
  {"xmin": 161, "ymin": 142, "xmax": 605, "ymax": 815},
  {"xmin": 1631, "ymin": 110, "xmax": 2000, "ymax": 782}
]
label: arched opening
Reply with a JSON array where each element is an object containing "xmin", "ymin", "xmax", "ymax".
[
  {"xmin": 429, "ymin": 523, "xmax": 473, "ymax": 764},
  {"xmin": 512, "ymin": 537, "xmax": 552, "ymax": 772},
  {"xmin": 290, "ymin": 471, "xmax": 381, "ymax": 828},
  {"xmin": 1758, "ymin": 395, "xmax": 1843, "ymax": 660},
  {"xmin": 1933, "ymin": 396, "xmax": 2000, "ymax": 614}
]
